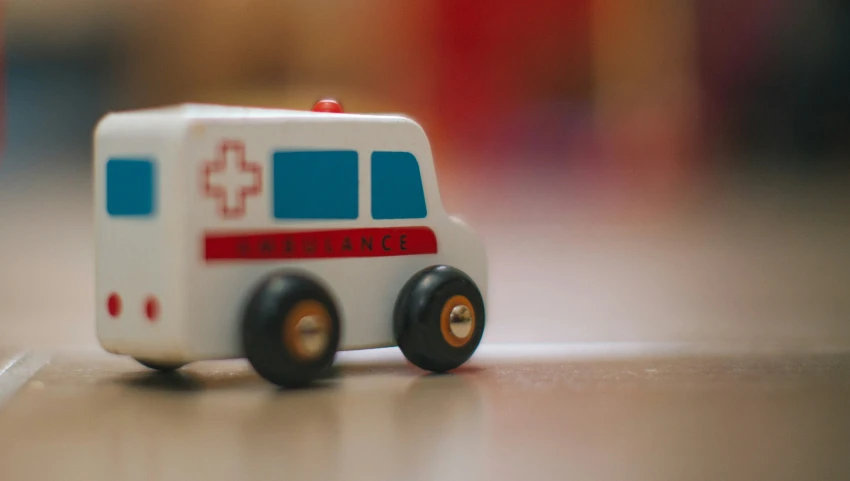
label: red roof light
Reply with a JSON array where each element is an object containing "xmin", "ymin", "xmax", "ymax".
[{"xmin": 312, "ymin": 99, "xmax": 343, "ymax": 113}]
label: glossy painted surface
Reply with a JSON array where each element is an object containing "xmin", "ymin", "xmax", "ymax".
[{"xmin": 1, "ymin": 346, "xmax": 849, "ymax": 481}]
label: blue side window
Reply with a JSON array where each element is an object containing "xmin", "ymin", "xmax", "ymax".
[
  {"xmin": 371, "ymin": 151, "xmax": 427, "ymax": 219},
  {"xmin": 272, "ymin": 150, "xmax": 359, "ymax": 219},
  {"xmin": 106, "ymin": 158, "xmax": 155, "ymax": 217}
]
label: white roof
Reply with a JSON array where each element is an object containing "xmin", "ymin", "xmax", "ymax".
[
  {"xmin": 110, "ymin": 103, "xmax": 401, "ymax": 121},
  {"xmin": 94, "ymin": 103, "xmax": 417, "ymax": 141}
]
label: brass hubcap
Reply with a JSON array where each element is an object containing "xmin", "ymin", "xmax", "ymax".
[
  {"xmin": 440, "ymin": 295, "xmax": 476, "ymax": 347},
  {"xmin": 284, "ymin": 300, "xmax": 331, "ymax": 361},
  {"xmin": 294, "ymin": 314, "xmax": 328, "ymax": 358},
  {"xmin": 449, "ymin": 305, "xmax": 473, "ymax": 339}
]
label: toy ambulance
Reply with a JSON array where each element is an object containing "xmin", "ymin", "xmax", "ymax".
[{"xmin": 93, "ymin": 100, "xmax": 487, "ymax": 387}]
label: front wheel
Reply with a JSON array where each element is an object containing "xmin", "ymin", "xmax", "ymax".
[
  {"xmin": 242, "ymin": 272, "xmax": 341, "ymax": 388},
  {"xmin": 394, "ymin": 265, "xmax": 485, "ymax": 372}
]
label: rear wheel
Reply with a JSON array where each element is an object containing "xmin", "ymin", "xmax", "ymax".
[
  {"xmin": 394, "ymin": 265, "xmax": 485, "ymax": 372},
  {"xmin": 242, "ymin": 272, "xmax": 341, "ymax": 388},
  {"xmin": 135, "ymin": 358, "xmax": 186, "ymax": 372}
]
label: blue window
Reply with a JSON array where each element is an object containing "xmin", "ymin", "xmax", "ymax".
[
  {"xmin": 371, "ymin": 151, "xmax": 426, "ymax": 219},
  {"xmin": 106, "ymin": 158, "xmax": 155, "ymax": 217},
  {"xmin": 272, "ymin": 150, "xmax": 359, "ymax": 219}
]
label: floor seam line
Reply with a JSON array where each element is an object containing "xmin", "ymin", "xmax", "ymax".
[{"xmin": 0, "ymin": 351, "xmax": 51, "ymax": 408}]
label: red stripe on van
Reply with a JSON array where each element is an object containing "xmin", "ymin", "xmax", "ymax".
[{"xmin": 204, "ymin": 226, "xmax": 438, "ymax": 261}]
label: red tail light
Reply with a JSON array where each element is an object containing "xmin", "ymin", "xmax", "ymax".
[
  {"xmin": 145, "ymin": 296, "xmax": 160, "ymax": 322},
  {"xmin": 107, "ymin": 293, "xmax": 121, "ymax": 318}
]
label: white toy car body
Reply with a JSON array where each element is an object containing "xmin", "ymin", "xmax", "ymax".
[{"xmin": 94, "ymin": 101, "xmax": 487, "ymax": 386}]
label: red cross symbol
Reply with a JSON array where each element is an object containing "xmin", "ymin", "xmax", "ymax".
[{"xmin": 202, "ymin": 140, "xmax": 262, "ymax": 219}]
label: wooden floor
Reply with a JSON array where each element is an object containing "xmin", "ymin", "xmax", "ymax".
[{"xmin": 1, "ymin": 346, "xmax": 850, "ymax": 481}]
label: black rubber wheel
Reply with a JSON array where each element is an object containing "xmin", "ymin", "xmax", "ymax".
[
  {"xmin": 241, "ymin": 271, "xmax": 341, "ymax": 388},
  {"xmin": 135, "ymin": 359, "xmax": 186, "ymax": 372},
  {"xmin": 394, "ymin": 265, "xmax": 485, "ymax": 372}
]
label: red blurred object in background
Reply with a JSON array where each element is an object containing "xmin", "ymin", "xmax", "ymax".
[{"xmin": 431, "ymin": 0, "xmax": 592, "ymax": 154}]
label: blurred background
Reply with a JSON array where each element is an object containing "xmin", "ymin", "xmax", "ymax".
[{"xmin": 1, "ymin": 0, "xmax": 849, "ymax": 350}]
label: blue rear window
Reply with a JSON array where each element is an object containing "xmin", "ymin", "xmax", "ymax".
[
  {"xmin": 272, "ymin": 150, "xmax": 359, "ymax": 219},
  {"xmin": 106, "ymin": 158, "xmax": 155, "ymax": 217},
  {"xmin": 371, "ymin": 151, "xmax": 427, "ymax": 219}
]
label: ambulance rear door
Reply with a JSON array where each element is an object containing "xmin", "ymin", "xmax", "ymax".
[{"xmin": 94, "ymin": 111, "xmax": 188, "ymax": 360}]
